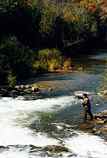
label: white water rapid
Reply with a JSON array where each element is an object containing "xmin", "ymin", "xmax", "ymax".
[{"xmin": 0, "ymin": 96, "xmax": 107, "ymax": 158}]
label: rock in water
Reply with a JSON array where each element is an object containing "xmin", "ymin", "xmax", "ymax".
[{"xmin": 43, "ymin": 145, "xmax": 69, "ymax": 153}]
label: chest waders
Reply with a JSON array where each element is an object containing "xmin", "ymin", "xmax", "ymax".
[{"xmin": 83, "ymin": 98, "xmax": 93, "ymax": 121}]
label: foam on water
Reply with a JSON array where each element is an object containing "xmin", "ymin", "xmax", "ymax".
[
  {"xmin": 0, "ymin": 125, "xmax": 58, "ymax": 146},
  {"xmin": 0, "ymin": 96, "xmax": 107, "ymax": 158},
  {"xmin": 0, "ymin": 96, "xmax": 77, "ymax": 112},
  {"xmin": 0, "ymin": 150, "xmax": 30, "ymax": 158},
  {"xmin": 0, "ymin": 96, "xmax": 77, "ymax": 146},
  {"xmin": 65, "ymin": 132, "xmax": 107, "ymax": 158}
]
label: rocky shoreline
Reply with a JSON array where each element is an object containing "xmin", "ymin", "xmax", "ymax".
[
  {"xmin": 0, "ymin": 84, "xmax": 53, "ymax": 99},
  {"xmin": 79, "ymin": 110, "xmax": 107, "ymax": 139}
]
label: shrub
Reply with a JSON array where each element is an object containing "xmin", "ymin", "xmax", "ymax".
[
  {"xmin": 32, "ymin": 48, "xmax": 63, "ymax": 72},
  {"xmin": 32, "ymin": 61, "xmax": 48, "ymax": 72},
  {"xmin": 63, "ymin": 58, "xmax": 72, "ymax": 71},
  {"xmin": 0, "ymin": 36, "xmax": 34, "ymax": 81},
  {"xmin": 39, "ymin": 1, "xmax": 57, "ymax": 34},
  {"xmin": 7, "ymin": 71, "xmax": 16, "ymax": 88},
  {"xmin": 48, "ymin": 59, "xmax": 61, "ymax": 71}
]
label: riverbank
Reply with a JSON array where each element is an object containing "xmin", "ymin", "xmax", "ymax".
[
  {"xmin": 80, "ymin": 110, "xmax": 107, "ymax": 139},
  {"xmin": 0, "ymin": 82, "xmax": 55, "ymax": 99}
]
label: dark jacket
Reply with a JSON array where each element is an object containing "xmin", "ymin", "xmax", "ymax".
[{"xmin": 82, "ymin": 97, "xmax": 91, "ymax": 111}]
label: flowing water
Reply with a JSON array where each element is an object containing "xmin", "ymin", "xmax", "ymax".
[{"xmin": 1, "ymin": 51, "xmax": 107, "ymax": 157}]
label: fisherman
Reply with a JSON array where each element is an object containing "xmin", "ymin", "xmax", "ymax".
[{"xmin": 82, "ymin": 93, "xmax": 93, "ymax": 121}]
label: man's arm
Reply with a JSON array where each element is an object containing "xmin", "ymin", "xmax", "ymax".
[{"xmin": 82, "ymin": 98, "xmax": 88, "ymax": 106}]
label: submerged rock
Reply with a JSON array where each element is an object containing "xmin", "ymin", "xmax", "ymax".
[
  {"xmin": 68, "ymin": 153, "xmax": 77, "ymax": 157},
  {"xmin": 103, "ymin": 90, "xmax": 107, "ymax": 95},
  {"xmin": 0, "ymin": 146, "xmax": 9, "ymax": 152},
  {"xmin": 95, "ymin": 119, "xmax": 105, "ymax": 124},
  {"xmin": 80, "ymin": 122, "xmax": 95, "ymax": 131},
  {"xmin": 43, "ymin": 145, "xmax": 69, "ymax": 153},
  {"xmin": 79, "ymin": 110, "xmax": 107, "ymax": 138},
  {"xmin": 100, "ymin": 125, "xmax": 107, "ymax": 134}
]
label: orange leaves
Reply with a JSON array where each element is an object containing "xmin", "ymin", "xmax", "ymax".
[
  {"xmin": 63, "ymin": 13, "xmax": 80, "ymax": 22},
  {"xmin": 63, "ymin": 7, "xmax": 80, "ymax": 23},
  {"xmin": 80, "ymin": 0, "xmax": 97, "ymax": 13},
  {"xmin": 100, "ymin": 0, "xmax": 107, "ymax": 18},
  {"xmin": 87, "ymin": 3, "xmax": 97, "ymax": 13},
  {"xmin": 80, "ymin": 0, "xmax": 88, "ymax": 8}
]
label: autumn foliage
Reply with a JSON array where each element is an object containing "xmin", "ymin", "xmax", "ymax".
[{"xmin": 0, "ymin": 0, "xmax": 107, "ymax": 85}]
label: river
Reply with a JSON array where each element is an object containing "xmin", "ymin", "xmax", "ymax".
[{"xmin": 1, "ymin": 50, "xmax": 107, "ymax": 157}]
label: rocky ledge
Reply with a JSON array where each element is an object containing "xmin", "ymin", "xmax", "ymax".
[
  {"xmin": 0, "ymin": 144, "xmax": 75, "ymax": 157},
  {"xmin": 79, "ymin": 111, "xmax": 107, "ymax": 138},
  {"xmin": 0, "ymin": 85, "xmax": 53, "ymax": 99}
]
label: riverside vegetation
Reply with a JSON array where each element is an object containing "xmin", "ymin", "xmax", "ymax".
[{"xmin": 0, "ymin": 0, "xmax": 107, "ymax": 87}]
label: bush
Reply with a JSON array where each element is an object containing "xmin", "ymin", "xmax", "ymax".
[
  {"xmin": 39, "ymin": 1, "xmax": 57, "ymax": 34},
  {"xmin": 7, "ymin": 71, "xmax": 16, "ymax": 88},
  {"xmin": 48, "ymin": 59, "xmax": 61, "ymax": 71},
  {"xmin": 32, "ymin": 61, "xmax": 48, "ymax": 72},
  {"xmin": 63, "ymin": 58, "xmax": 72, "ymax": 71},
  {"xmin": 0, "ymin": 36, "xmax": 34, "ymax": 82},
  {"xmin": 32, "ymin": 48, "xmax": 63, "ymax": 72}
]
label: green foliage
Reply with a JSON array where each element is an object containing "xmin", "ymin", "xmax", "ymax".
[
  {"xmin": 63, "ymin": 58, "xmax": 72, "ymax": 71},
  {"xmin": 39, "ymin": 1, "xmax": 57, "ymax": 33},
  {"xmin": 48, "ymin": 59, "xmax": 61, "ymax": 71},
  {"xmin": 32, "ymin": 61, "xmax": 48, "ymax": 72},
  {"xmin": 62, "ymin": 3, "xmax": 99, "ymax": 40},
  {"xmin": 32, "ymin": 48, "xmax": 62, "ymax": 72},
  {"xmin": 7, "ymin": 71, "xmax": 16, "ymax": 88},
  {"xmin": 38, "ymin": 48, "xmax": 62, "ymax": 61},
  {"xmin": 0, "ymin": 0, "xmax": 18, "ymax": 9},
  {"xmin": 0, "ymin": 0, "xmax": 107, "ymax": 85},
  {"xmin": 0, "ymin": 36, "xmax": 34, "ymax": 83}
]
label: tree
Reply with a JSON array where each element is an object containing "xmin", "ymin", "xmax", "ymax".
[{"xmin": 0, "ymin": 36, "xmax": 34, "ymax": 83}]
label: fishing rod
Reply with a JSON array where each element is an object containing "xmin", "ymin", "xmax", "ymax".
[{"xmin": 74, "ymin": 90, "xmax": 103, "ymax": 99}]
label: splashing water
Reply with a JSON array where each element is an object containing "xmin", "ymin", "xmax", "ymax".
[
  {"xmin": 0, "ymin": 96, "xmax": 107, "ymax": 158},
  {"xmin": 65, "ymin": 132, "xmax": 107, "ymax": 158},
  {"xmin": 0, "ymin": 96, "xmax": 77, "ymax": 145}
]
